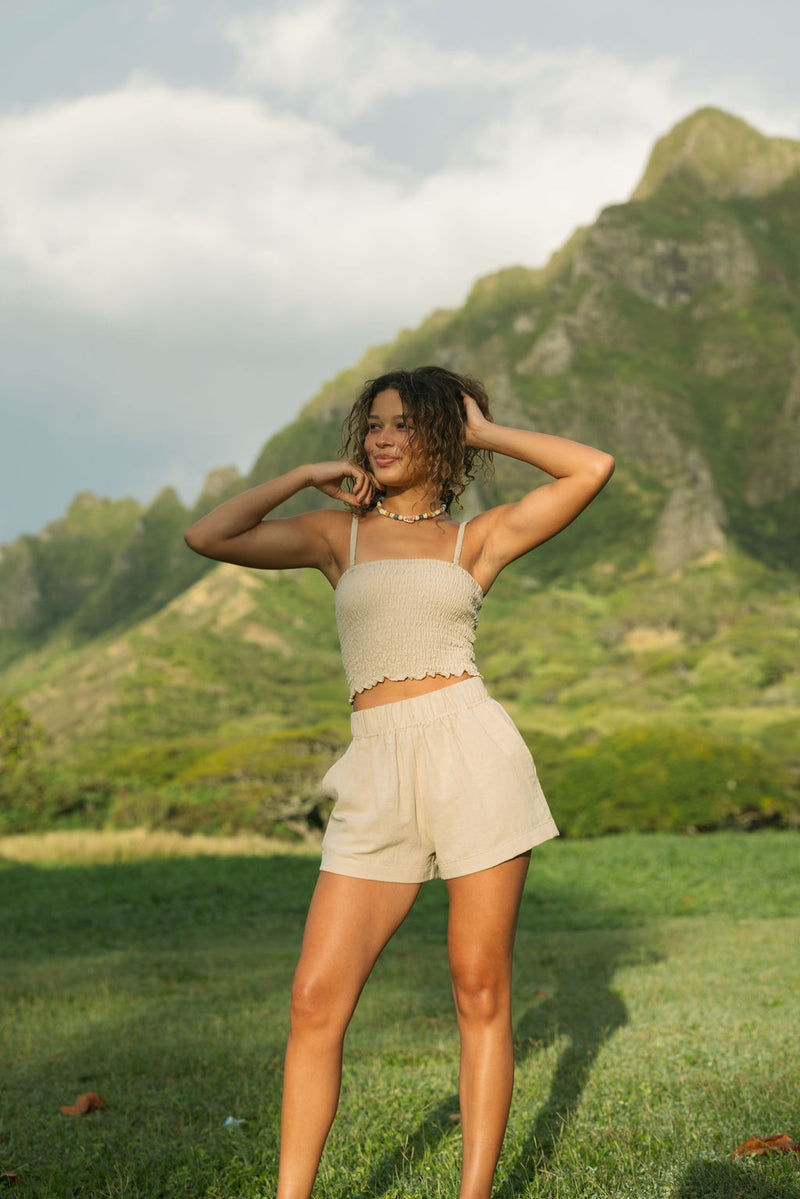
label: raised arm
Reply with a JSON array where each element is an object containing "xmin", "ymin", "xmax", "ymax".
[
  {"xmin": 183, "ymin": 460, "xmax": 374, "ymax": 572},
  {"xmin": 462, "ymin": 394, "xmax": 615, "ymax": 583}
]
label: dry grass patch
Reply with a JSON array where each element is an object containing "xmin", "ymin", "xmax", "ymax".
[{"xmin": 0, "ymin": 826, "xmax": 320, "ymax": 865}]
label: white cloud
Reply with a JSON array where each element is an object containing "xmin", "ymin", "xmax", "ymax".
[
  {"xmin": 225, "ymin": 0, "xmax": 775, "ymax": 148},
  {"xmin": 224, "ymin": 0, "xmax": 800, "ymax": 148},
  {"xmin": 0, "ymin": 82, "xmax": 387, "ymax": 332},
  {"xmin": 0, "ymin": 44, "xmax": 703, "ymax": 351},
  {"xmin": 2, "ymin": 0, "xmax": 798, "ymax": 537},
  {"xmin": 225, "ymin": 0, "xmax": 486, "ymax": 123}
]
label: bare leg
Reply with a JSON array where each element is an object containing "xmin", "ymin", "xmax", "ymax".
[
  {"xmin": 446, "ymin": 853, "xmax": 530, "ymax": 1199},
  {"xmin": 277, "ymin": 871, "xmax": 421, "ymax": 1199}
]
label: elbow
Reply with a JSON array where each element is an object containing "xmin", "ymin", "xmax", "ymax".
[
  {"xmin": 184, "ymin": 523, "xmax": 215, "ymax": 558},
  {"xmin": 595, "ymin": 453, "xmax": 615, "ymax": 487}
]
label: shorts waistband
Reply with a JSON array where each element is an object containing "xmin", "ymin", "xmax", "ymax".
[{"xmin": 350, "ymin": 677, "xmax": 488, "ymax": 737}]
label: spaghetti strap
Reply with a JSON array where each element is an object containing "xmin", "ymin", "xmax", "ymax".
[
  {"xmin": 453, "ymin": 521, "xmax": 468, "ymax": 565},
  {"xmin": 349, "ymin": 515, "xmax": 359, "ymax": 567}
]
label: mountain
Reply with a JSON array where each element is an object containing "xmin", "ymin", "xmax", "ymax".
[
  {"xmin": 632, "ymin": 107, "xmax": 800, "ymax": 200},
  {"xmin": 1, "ymin": 107, "xmax": 799, "ymax": 838},
  {"xmin": 0, "ymin": 467, "xmax": 242, "ymax": 669},
  {"xmin": 261, "ymin": 106, "xmax": 800, "ymax": 578},
  {"xmin": 0, "ymin": 493, "xmax": 143, "ymax": 666}
]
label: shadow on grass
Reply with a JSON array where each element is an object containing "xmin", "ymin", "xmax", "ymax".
[
  {"xmin": 508, "ymin": 928, "xmax": 636, "ymax": 1171},
  {"xmin": 357, "ymin": 887, "xmax": 647, "ymax": 1197},
  {"xmin": 0, "ymin": 852, "xmax": 322, "ymax": 960},
  {"xmin": 674, "ymin": 1157, "xmax": 800, "ymax": 1198}
]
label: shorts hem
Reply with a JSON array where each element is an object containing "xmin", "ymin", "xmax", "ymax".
[
  {"xmin": 319, "ymin": 818, "xmax": 559, "ymax": 884},
  {"xmin": 437, "ymin": 820, "xmax": 560, "ymax": 880},
  {"xmin": 319, "ymin": 852, "xmax": 436, "ymax": 884}
]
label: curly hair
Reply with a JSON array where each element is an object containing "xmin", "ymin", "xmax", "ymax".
[{"xmin": 341, "ymin": 365, "xmax": 494, "ymax": 511}]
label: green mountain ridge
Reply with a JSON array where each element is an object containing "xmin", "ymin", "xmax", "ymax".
[
  {"xmin": 633, "ymin": 107, "xmax": 800, "ymax": 200},
  {"xmin": 2, "ymin": 106, "xmax": 799, "ymax": 838},
  {"xmin": 0, "ymin": 468, "xmax": 243, "ymax": 668}
]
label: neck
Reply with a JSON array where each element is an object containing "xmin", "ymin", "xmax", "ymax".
[{"xmin": 378, "ymin": 487, "xmax": 441, "ymax": 517}]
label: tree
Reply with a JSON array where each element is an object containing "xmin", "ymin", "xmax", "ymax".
[{"xmin": 0, "ymin": 697, "xmax": 45, "ymax": 773}]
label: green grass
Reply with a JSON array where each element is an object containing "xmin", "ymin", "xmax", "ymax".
[{"xmin": 2, "ymin": 831, "xmax": 800, "ymax": 1197}]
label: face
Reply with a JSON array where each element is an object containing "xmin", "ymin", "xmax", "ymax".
[{"xmin": 364, "ymin": 389, "xmax": 426, "ymax": 488}]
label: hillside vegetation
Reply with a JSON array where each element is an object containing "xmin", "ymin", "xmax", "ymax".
[{"xmin": 1, "ymin": 107, "xmax": 799, "ymax": 837}]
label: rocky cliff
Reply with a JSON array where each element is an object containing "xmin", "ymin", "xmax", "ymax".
[{"xmin": 260, "ymin": 107, "xmax": 800, "ymax": 580}]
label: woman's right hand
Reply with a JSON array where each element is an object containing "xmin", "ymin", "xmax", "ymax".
[
  {"xmin": 184, "ymin": 459, "xmax": 377, "ymax": 572},
  {"xmin": 308, "ymin": 460, "xmax": 377, "ymax": 508}
]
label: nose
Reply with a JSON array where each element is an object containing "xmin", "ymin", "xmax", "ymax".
[{"xmin": 375, "ymin": 428, "xmax": 394, "ymax": 447}]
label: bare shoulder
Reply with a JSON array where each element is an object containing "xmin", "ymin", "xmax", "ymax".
[
  {"xmin": 320, "ymin": 506, "xmax": 357, "ymax": 534},
  {"xmin": 459, "ymin": 506, "xmax": 504, "ymax": 552},
  {"xmin": 199, "ymin": 505, "xmax": 357, "ymax": 574},
  {"xmin": 305, "ymin": 507, "xmax": 358, "ymax": 582},
  {"xmin": 296, "ymin": 507, "xmax": 353, "ymax": 532},
  {"xmin": 459, "ymin": 505, "xmax": 515, "ymax": 592},
  {"xmin": 460, "ymin": 508, "xmax": 497, "ymax": 536},
  {"xmin": 458, "ymin": 504, "xmax": 494, "ymax": 546},
  {"xmin": 283, "ymin": 507, "xmax": 354, "ymax": 537}
]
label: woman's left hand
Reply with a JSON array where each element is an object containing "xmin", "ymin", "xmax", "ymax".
[{"xmin": 461, "ymin": 392, "xmax": 493, "ymax": 448}]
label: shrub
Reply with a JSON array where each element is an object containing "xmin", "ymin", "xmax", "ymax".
[{"xmin": 534, "ymin": 724, "xmax": 800, "ymax": 836}]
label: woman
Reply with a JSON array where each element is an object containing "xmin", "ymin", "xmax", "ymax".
[{"xmin": 185, "ymin": 365, "xmax": 614, "ymax": 1199}]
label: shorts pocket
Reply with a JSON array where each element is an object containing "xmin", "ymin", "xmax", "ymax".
[
  {"xmin": 477, "ymin": 700, "xmax": 534, "ymax": 766},
  {"xmin": 317, "ymin": 743, "xmax": 352, "ymax": 801}
]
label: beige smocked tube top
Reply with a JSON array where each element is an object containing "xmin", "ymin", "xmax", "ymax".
[{"xmin": 335, "ymin": 517, "xmax": 484, "ymax": 703}]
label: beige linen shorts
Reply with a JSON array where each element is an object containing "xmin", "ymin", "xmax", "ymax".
[{"xmin": 319, "ymin": 677, "xmax": 558, "ymax": 883}]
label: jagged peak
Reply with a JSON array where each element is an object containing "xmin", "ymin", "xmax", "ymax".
[
  {"xmin": 37, "ymin": 492, "xmax": 142, "ymax": 542},
  {"xmin": 150, "ymin": 484, "xmax": 182, "ymax": 505},
  {"xmin": 632, "ymin": 107, "xmax": 800, "ymax": 201},
  {"xmin": 61, "ymin": 491, "xmax": 140, "ymax": 519}
]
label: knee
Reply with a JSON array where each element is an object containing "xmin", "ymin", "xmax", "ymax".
[
  {"xmin": 451, "ymin": 962, "xmax": 510, "ymax": 1025},
  {"xmin": 289, "ymin": 973, "xmax": 342, "ymax": 1036}
]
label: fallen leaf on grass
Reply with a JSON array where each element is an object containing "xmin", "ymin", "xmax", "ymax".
[
  {"xmin": 730, "ymin": 1133, "xmax": 800, "ymax": 1158},
  {"xmin": 59, "ymin": 1092, "xmax": 107, "ymax": 1116},
  {"xmin": 1, "ymin": 1167, "xmax": 17, "ymax": 1186}
]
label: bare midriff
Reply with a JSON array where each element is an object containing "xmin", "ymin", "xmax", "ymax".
[{"xmin": 352, "ymin": 671, "xmax": 473, "ymax": 711}]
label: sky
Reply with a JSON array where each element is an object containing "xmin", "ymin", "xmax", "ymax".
[{"xmin": 1, "ymin": 0, "xmax": 799, "ymax": 543}]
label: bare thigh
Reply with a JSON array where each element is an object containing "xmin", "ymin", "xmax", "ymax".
[
  {"xmin": 446, "ymin": 853, "xmax": 531, "ymax": 988},
  {"xmin": 291, "ymin": 871, "xmax": 422, "ymax": 1024}
]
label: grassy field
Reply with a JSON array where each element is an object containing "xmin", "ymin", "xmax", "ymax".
[{"xmin": 1, "ymin": 830, "xmax": 799, "ymax": 1198}]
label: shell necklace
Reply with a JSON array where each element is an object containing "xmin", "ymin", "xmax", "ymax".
[{"xmin": 376, "ymin": 503, "xmax": 444, "ymax": 524}]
